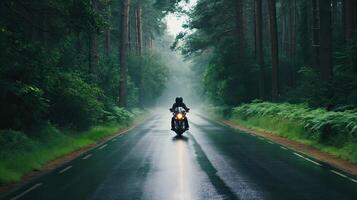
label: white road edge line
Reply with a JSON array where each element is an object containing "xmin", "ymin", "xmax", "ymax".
[
  {"xmin": 294, "ymin": 153, "xmax": 322, "ymax": 166},
  {"xmin": 348, "ymin": 178, "xmax": 357, "ymax": 183},
  {"xmin": 10, "ymin": 183, "xmax": 42, "ymax": 200},
  {"xmin": 58, "ymin": 165, "xmax": 72, "ymax": 174},
  {"xmin": 330, "ymin": 170, "xmax": 347, "ymax": 178},
  {"xmin": 82, "ymin": 154, "xmax": 92, "ymax": 160},
  {"xmin": 280, "ymin": 146, "xmax": 288, "ymax": 150},
  {"xmin": 112, "ymin": 138, "xmax": 117, "ymax": 142},
  {"xmin": 330, "ymin": 170, "xmax": 357, "ymax": 184},
  {"xmin": 99, "ymin": 144, "xmax": 108, "ymax": 149},
  {"xmin": 258, "ymin": 137, "xmax": 265, "ymax": 140},
  {"xmin": 268, "ymin": 141, "xmax": 274, "ymax": 144}
]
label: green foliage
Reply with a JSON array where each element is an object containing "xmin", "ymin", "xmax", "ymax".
[
  {"xmin": 102, "ymin": 105, "xmax": 135, "ymax": 123},
  {"xmin": 128, "ymin": 52, "xmax": 169, "ymax": 106},
  {"xmin": 227, "ymin": 102, "xmax": 357, "ymax": 163},
  {"xmin": 231, "ymin": 102, "xmax": 357, "ymax": 149},
  {"xmin": 284, "ymin": 67, "xmax": 330, "ymax": 107},
  {"xmin": 0, "ymin": 0, "xmax": 169, "ymax": 133},
  {"xmin": 180, "ymin": 0, "xmax": 357, "ymax": 110},
  {"xmin": 0, "ymin": 110, "xmax": 140, "ymax": 185},
  {"xmin": 333, "ymin": 33, "xmax": 357, "ymax": 106},
  {"xmin": 0, "ymin": 0, "xmax": 171, "ymax": 186},
  {"xmin": 47, "ymin": 73, "xmax": 105, "ymax": 130},
  {"xmin": 201, "ymin": 45, "xmax": 258, "ymax": 105},
  {"xmin": 0, "ymin": 81, "xmax": 48, "ymax": 130}
]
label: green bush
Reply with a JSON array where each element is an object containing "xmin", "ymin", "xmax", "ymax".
[
  {"xmin": 128, "ymin": 53, "xmax": 168, "ymax": 106},
  {"xmin": 0, "ymin": 80, "xmax": 48, "ymax": 130},
  {"xmin": 47, "ymin": 73, "xmax": 105, "ymax": 130},
  {"xmin": 0, "ymin": 109, "xmax": 141, "ymax": 185},
  {"xmin": 102, "ymin": 105, "xmax": 135, "ymax": 123},
  {"xmin": 230, "ymin": 102, "xmax": 357, "ymax": 162},
  {"xmin": 232, "ymin": 102, "xmax": 357, "ymax": 146}
]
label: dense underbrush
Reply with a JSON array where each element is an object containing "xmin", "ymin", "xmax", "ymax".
[
  {"xmin": 206, "ymin": 102, "xmax": 357, "ymax": 163},
  {"xmin": 0, "ymin": 109, "xmax": 143, "ymax": 185}
]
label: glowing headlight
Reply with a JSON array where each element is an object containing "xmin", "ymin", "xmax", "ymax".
[{"xmin": 177, "ymin": 113, "xmax": 183, "ymax": 119}]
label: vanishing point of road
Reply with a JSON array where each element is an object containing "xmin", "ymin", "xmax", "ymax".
[{"xmin": 3, "ymin": 112, "xmax": 357, "ymax": 200}]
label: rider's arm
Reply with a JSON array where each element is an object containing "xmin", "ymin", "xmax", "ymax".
[
  {"xmin": 182, "ymin": 103, "xmax": 189, "ymax": 111},
  {"xmin": 171, "ymin": 103, "xmax": 176, "ymax": 111}
]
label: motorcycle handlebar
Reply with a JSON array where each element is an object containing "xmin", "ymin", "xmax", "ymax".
[{"xmin": 169, "ymin": 108, "xmax": 190, "ymax": 112}]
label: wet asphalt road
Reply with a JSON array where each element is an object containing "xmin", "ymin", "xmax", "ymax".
[{"xmin": 3, "ymin": 112, "xmax": 357, "ymax": 200}]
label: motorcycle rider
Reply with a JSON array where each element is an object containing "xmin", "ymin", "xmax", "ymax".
[{"xmin": 170, "ymin": 97, "xmax": 190, "ymax": 131}]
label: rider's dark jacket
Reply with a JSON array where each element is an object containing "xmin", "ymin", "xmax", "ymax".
[{"xmin": 171, "ymin": 102, "xmax": 189, "ymax": 111}]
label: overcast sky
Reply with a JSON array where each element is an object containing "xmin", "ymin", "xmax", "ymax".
[{"xmin": 164, "ymin": 0, "xmax": 197, "ymax": 37}]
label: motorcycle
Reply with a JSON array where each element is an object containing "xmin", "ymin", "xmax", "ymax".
[{"xmin": 170, "ymin": 107, "xmax": 189, "ymax": 135}]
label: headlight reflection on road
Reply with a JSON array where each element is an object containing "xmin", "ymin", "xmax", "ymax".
[{"xmin": 177, "ymin": 140, "xmax": 186, "ymax": 200}]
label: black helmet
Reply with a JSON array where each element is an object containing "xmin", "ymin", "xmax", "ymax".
[{"xmin": 176, "ymin": 96, "xmax": 183, "ymax": 103}]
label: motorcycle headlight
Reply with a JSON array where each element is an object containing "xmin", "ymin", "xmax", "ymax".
[{"xmin": 177, "ymin": 113, "xmax": 183, "ymax": 119}]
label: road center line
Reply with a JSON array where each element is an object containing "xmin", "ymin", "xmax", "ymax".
[
  {"xmin": 99, "ymin": 144, "xmax": 108, "ymax": 149},
  {"xmin": 280, "ymin": 146, "xmax": 288, "ymax": 150},
  {"xmin": 82, "ymin": 154, "xmax": 92, "ymax": 160},
  {"xmin": 10, "ymin": 183, "xmax": 42, "ymax": 200},
  {"xmin": 58, "ymin": 166, "xmax": 72, "ymax": 174},
  {"xmin": 294, "ymin": 153, "xmax": 322, "ymax": 166},
  {"xmin": 330, "ymin": 170, "xmax": 347, "ymax": 178}
]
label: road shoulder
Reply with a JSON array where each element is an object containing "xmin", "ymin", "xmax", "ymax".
[
  {"xmin": 221, "ymin": 119, "xmax": 357, "ymax": 176},
  {"xmin": 0, "ymin": 115, "xmax": 150, "ymax": 196}
]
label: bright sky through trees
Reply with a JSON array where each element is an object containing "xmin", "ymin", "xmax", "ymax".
[{"xmin": 164, "ymin": 0, "xmax": 197, "ymax": 36}]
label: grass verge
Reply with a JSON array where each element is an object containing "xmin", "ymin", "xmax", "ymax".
[
  {"xmin": 0, "ymin": 112, "xmax": 145, "ymax": 185},
  {"xmin": 205, "ymin": 102, "xmax": 357, "ymax": 164}
]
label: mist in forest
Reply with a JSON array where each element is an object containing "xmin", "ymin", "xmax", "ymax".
[
  {"xmin": 154, "ymin": 35, "xmax": 202, "ymax": 110},
  {"xmin": 154, "ymin": 1, "xmax": 201, "ymax": 110}
]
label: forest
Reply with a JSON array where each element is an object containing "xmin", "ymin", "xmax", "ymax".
[
  {"xmin": 0, "ymin": 0, "xmax": 175, "ymax": 132},
  {"xmin": 176, "ymin": 0, "xmax": 357, "ymax": 163},
  {"xmin": 176, "ymin": 0, "xmax": 357, "ymax": 108},
  {"xmin": 0, "ymin": 0, "xmax": 357, "ymax": 186},
  {"xmin": 0, "ymin": 0, "xmax": 179, "ymax": 184}
]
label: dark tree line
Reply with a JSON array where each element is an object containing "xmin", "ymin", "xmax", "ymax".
[
  {"xmin": 176, "ymin": 0, "xmax": 357, "ymax": 109},
  {"xmin": 0, "ymin": 0, "xmax": 174, "ymax": 132}
]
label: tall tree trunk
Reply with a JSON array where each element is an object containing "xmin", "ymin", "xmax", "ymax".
[
  {"xmin": 268, "ymin": 0, "xmax": 279, "ymax": 101},
  {"xmin": 135, "ymin": 8, "xmax": 139, "ymax": 53},
  {"xmin": 136, "ymin": 0, "xmax": 143, "ymax": 107},
  {"xmin": 89, "ymin": 0, "xmax": 99, "ymax": 80},
  {"xmin": 345, "ymin": 0, "xmax": 353, "ymax": 43},
  {"xmin": 41, "ymin": 13, "xmax": 48, "ymax": 48},
  {"xmin": 288, "ymin": 0, "xmax": 293, "ymax": 59},
  {"xmin": 76, "ymin": 32, "xmax": 82, "ymax": 53},
  {"xmin": 105, "ymin": 5, "xmax": 111, "ymax": 57},
  {"xmin": 354, "ymin": 1, "xmax": 357, "ymax": 29},
  {"xmin": 319, "ymin": 0, "xmax": 333, "ymax": 82},
  {"xmin": 128, "ymin": 8, "xmax": 132, "ymax": 51},
  {"xmin": 312, "ymin": 0, "xmax": 320, "ymax": 67},
  {"xmin": 332, "ymin": 0, "xmax": 337, "ymax": 26},
  {"xmin": 136, "ymin": 0, "xmax": 143, "ymax": 55},
  {"xmin": 288, "ymin": 0, "xmax": 296, "ymax": 86},
  {"xmin": 253, "ymin": 0, "xmax": 256, "ymax": 57},
  {"xmin": 291, "ymin": 0, "xmax": 297, "ymax": 85},
  {"xmin": 119, "ymin": 0, "xmax": 130, "ymax": 107},
  {"xmin": 105, "ymin": 29, "xmax": 111, "ymax": 57},
  {"xmin": 235, "ymin": 0, "xmax": 245, "ymax": 56},
  {"xmin": 256, "ymin": 0, "xmax": 265, "ymax": 99}
]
